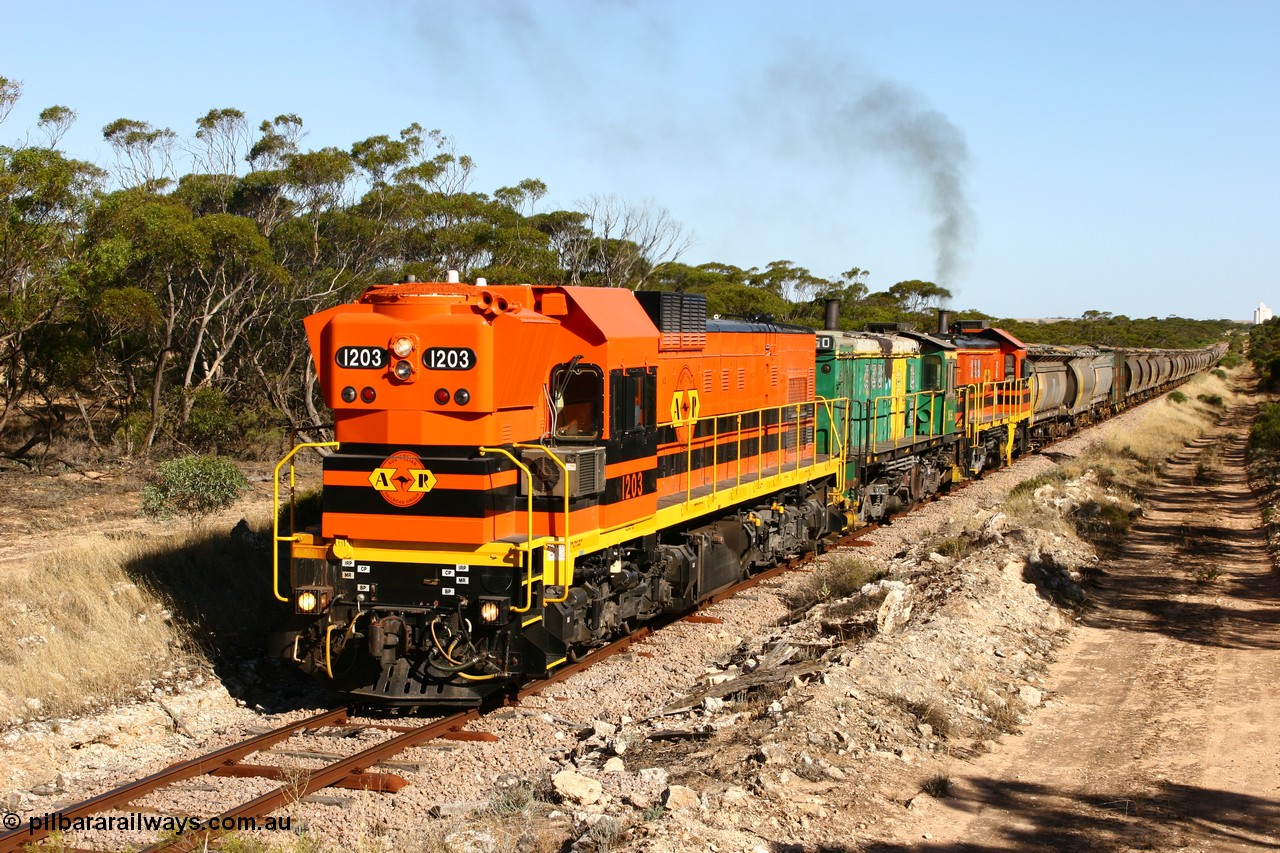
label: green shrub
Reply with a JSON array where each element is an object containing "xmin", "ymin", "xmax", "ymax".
[
  {"xmin": 142, "ymin": 455, "xmax": 248, "ymax": 522},
  {"xmin": 1220, "ymin": 352, "xmax": 1244, "ymax": 369},
  {"xmin": 182, "ymin": 388, "xmax": 237, "ymax": 451},
  {"xmin": 113, "ymin": 410, "xmax": 158, "ymax": 455},
  {"xmin": 278, "ymin": 487, "xmax": 324, "ymax": 533},
  {"xmin": 1168, "ymin": 390, "xmax": 1188, "ymax": 404},
  {"xmin": 1072, "ymin": 499, "xmax": 1132, "ymax": 549},
  {"xmin": 1008, "ymin": 469, "xmax": 1068, "ymax": 499},
  {"xmin": 925, "ymin": 534, "xmax": 973, "ymax": 559},
  {"xmin": 788, "ymin": 554, "xmax": 885, "ymax": 609},
  {"xmin": 180, "ymin": 389, "xmax": 285, "ymax": 458},
  {"xmin": 1250, "ymin": 403, "xmax": 1280, "ymax": 452},
  {"xmin": 1196, "ymin": 393, "xmax": 1224, "ymax": 408},
  {"xmin": 1210, "ymin": 368, "xmax": 1227, "ymax": 380}
]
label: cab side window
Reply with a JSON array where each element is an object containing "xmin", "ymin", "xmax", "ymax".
[
  {"xmin": 610, "ymin": 367, "xmax": 657, "ymax": 436},
  {"xmin": 553, "ymin": 363, "xmax": 603, "ymax": 439},
  {"xmin": 922, "ymin": 355, "xmax": 944, "ymax": 391}
]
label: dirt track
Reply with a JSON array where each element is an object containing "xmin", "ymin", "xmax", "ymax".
[{"xmin": 871, "ymin": 404, "xmax": 1280, "ymax": 852}]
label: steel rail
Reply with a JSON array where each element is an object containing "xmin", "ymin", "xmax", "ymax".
[
  {"xmin": 138, "ymin": 709, "xmax": 483, "ymax": 853},
  {"xmin": 0, "ymin": 708, "xmax": 351, "ymax": 853}
]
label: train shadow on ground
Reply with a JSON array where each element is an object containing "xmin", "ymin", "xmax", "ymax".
[{"xmin": 121, "ymin": 522, "xmax": 327, "ymax": 713}]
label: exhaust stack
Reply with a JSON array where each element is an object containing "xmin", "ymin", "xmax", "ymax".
[
  {"xmin": 824, "ymin": 299, "xmax": 841, "ymax": 331},
  {"xmin": 936, "ymin": 308, "xmax": 951, "ymax": 336}
]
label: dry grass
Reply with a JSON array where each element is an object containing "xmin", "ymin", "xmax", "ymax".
[
  {"xmin": 0, "ymin": 513, "xmax": 284, "ymax": 724},
  {"xmin": 0, "ymin": 540, "xmax": 184, "ymax": 721},
  {"xmin": 921, "ymin": 774, "xmax": 954, "ymax": 798},
  {"xmin": 892, "ymin": 695, "xmax": 953, "ymax": 738},
  {"xmin": 983, "ymin": 692, "xmax": 1028, "ymax": 734},
  {"xmin": 1005, "ymin": 371, "xmax": 1237, "ymax": 546},
  {"xmin": 789, "ymin": 553, "xmax": 886, "ymax": 610},
  {"xmin": 1082, "ymin": 371, "xmax": 1240, "ymax": 493},
  {"xmin": 923, "ymin": 533, "xmax": 974, "ymax": 560},
  {"xmin": 1194, "ymin": 445, "xmax": 1223, "ymax": 484},
  {"xmin": 1002, "ymin": 491, "xmax": 1074, "ymax": 537}
]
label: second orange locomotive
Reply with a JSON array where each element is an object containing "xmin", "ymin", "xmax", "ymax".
[{"xmin": 278, "ymin": 279, "xmax": 846, "ymax": 705}]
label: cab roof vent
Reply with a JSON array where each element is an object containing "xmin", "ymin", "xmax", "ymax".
[{"xmin": 635, "ymin": 291, "xmax": 706, "ymax": 351}]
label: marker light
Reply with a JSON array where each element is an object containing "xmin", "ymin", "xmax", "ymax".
[
  {"xmin": 296, "ymin": 591, "xmax": 317, "ymax": 613},
  {"xmin": 361, "ymin": 387, "xmax": 376, "ymax": 403},
  {"xmin": 479, "ymin": 600, "xmax": 502, "ymax": 623},
  {"xmin": 341, "ymin": 386, "xmax": 357, "ymax": 403},
  {"xmin": 394, "ymin": 360, "xmax": 414, "ymax": 380},
  {"xmin": 454, "ymin": 388, "xmax": 471, "ymax": 405},
  {"xmin": 391, "ymin": 336, "xmax": 415, "ymax": 358},
  {"xmin": 434, "ymin": 388, "xmax": 451, "ymax": 405}
]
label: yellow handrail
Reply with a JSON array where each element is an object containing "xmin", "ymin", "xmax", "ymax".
[
  {"xmin": 869, "ymin": 389, "xmax": 946, "ymax": 444},
  {"xmin": 512, "ymin": 443, "xmax": 573, "ymax": 604},
  {"xmin": 478, "ymin": 446, "xmax": 537, "ymax": 614},
  {"xmin": 663, "ymin": 397, "xmax": 839, "ymax": 502},
  {"xmin": 960, "ymin": 377, "xmax": 1032, "ymax": 438},
  {"xmin": 814, "ymin": 396, "xmax": 850, "ymax": 497},
  {"xmin": 272, "ymin": 441, "xmax": 340, "ymax": 603}
]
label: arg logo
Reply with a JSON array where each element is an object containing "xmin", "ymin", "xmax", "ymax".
[{"xmin": 368, "ymin": 450, "xmax": 436, "ymax": 507}]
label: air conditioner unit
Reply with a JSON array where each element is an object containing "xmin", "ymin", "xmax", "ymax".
[{"xmin": 519, "ymin": 446, "xmax": 606, "ymax": 498}]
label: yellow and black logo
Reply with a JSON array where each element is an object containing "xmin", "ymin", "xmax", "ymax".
[
  {"xmin": 668, "ymin": 389, "xmax": 701, "ymax": 426},
  {"xmin": 369, "ymin": 450, "xmax": 437, "ymax": 507}
]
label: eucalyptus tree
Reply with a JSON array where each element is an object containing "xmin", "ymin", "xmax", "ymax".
[
  {"xmin": 102, "ymin": 118, "xmax": 177, "ymax": 190},
  {"xmin": 564, "ymin": 195, "xmax": 692, "ymax": 290},
  {"xmin": 81, "ymin": 189, "xmax": 206, "ymax": 451},
  {"xmin": 887, "ymin": 279, "xmax": 952, "ymax": 314},
  {"xmin": 0, "ymin": 79, "xmax": 104, "ymax": 444}
]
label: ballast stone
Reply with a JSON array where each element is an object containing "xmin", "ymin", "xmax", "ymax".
[{"xmin": 553, "ymin": 769, "xmax": 603, "ymax": 805}]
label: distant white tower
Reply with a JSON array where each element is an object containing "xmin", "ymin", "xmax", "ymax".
[{"xmin": 1255, "ymin": 302, "xmax": 1274, "ymax": 324}]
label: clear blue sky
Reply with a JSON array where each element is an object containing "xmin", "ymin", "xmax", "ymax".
[{"xmin": 4, "ymin": 0, "xmax": 1276, "ymax": 320}]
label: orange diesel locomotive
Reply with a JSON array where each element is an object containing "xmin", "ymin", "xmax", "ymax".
[{"xmin": 276, "ymin": 280, "xmax": 847, "ymax": 705}]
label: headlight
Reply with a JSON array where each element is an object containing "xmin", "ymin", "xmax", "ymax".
[
  {"xmin": 294, "ymin": 586, "xmax": 332, "ymax": 614},
  {"xmin": 479, "ymin": 599, "xmax": 504, "ymax": 623},
  {"xmin": 394, "ymin": 360, "xmax": 414, "ymax": 380},
  {"xmin": 391, "ymin": 336, "xmax": 415, "ymax": 358}
]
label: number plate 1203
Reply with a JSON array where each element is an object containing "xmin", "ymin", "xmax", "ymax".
[
  {"xmin": 425, "ymin": 347, "xmax": 476, "ymax": 370},
  {"xmin": 335, "ymin": 346, "xmax": 386, "ymax": 369}
]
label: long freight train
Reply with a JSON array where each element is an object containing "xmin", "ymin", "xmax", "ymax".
[{"xmin": 273, "ymin": 277, "xmax": 1224, "ymax": 706}]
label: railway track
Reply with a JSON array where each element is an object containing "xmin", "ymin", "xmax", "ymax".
[{"xmin": 0, "ymin": 531, "xmax": 868, "ymax": 853}]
